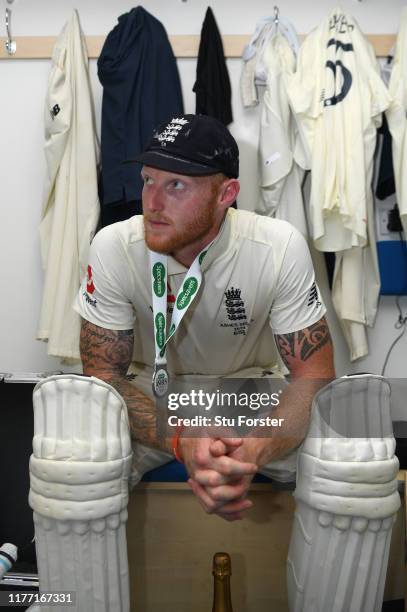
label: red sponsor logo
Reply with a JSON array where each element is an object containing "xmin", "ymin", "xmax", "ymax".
[
  {"xmin": 86, "ymin": 265, "xmax": 95, "ymax": 294},
  {"xmin": 167, "ymin": 281, "xmax": 175, "ymax": 303}
]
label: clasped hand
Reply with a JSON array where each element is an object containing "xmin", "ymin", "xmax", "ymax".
[{"xmin": 180, "ymin": 433, "xmax": 259, "ymax": 522}]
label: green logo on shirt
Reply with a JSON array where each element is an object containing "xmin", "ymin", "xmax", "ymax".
[
  {"xmin": 176, "ymin": 277, "xmax": 198, "ymax": 310},
  {"xmin": 199, "ymin": 250, "xmax": 208, "ymax": 265},
  {"xmin": 152, "ymin": 262, "xmax": 166, "ymax": 297},
  {"xmin": 155, "ymin": 312, "xmax": 166, "ymax": 349}
]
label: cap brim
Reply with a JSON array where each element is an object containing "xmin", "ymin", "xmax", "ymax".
[{"xmin": 123, "ymin": 150, "xmax": 220, "ymax": 176}]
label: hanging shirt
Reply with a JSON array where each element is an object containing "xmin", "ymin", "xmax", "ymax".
[
  {"xmin": 193, "ymin": 7, "xmax": 233, "ymax": 126},
  {"xmin": 258, "ymin": 33, "xmax": 308, "ymax": 236},
  {"xmin": 386, "ymin": 7, "xmax": 407, "ymax": 236},
  {"xmin": 287, "ymin": 8, "xmax": 390, "ymax": 361},
  {"xmin": 97, "ymin": 7, "xmax": 184, "ymax": 220},
  {"xmin": 73, "ymin": 208, "xmax": 326, "ymax": 377},
  {"xmin": 287, "ymin": 8, "xmax": 390, "ymax": 252},
  {"xmin": 240, "ymin": 17, "xmax": 299, "ymax": 108},
  {"xmin": 37, "ymin": 10, "xmax": 100, "ymax": 360}
]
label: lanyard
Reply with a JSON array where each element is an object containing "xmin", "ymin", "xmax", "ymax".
[{"xmin": 149, "ymin": 243, "xmax": 211, "ymax": 396}]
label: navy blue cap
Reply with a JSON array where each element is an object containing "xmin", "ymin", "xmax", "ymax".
[{"xmin": 126, "ymin": 114, "xmax": 239, "ymax": 178}]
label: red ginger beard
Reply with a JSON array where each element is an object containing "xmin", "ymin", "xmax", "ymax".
[{"xmin": 143, "ymin": 192, "xmax": 218, "ymax": 255}]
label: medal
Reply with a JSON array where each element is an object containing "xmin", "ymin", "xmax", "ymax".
[{"xmin": 152, "ymin": 365, "xmax": 169, "ymax": 398}]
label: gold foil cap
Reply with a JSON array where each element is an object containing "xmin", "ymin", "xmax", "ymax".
[{"xmin": 212, "ymin": 552, "xmax": 232, "ymax": 577}]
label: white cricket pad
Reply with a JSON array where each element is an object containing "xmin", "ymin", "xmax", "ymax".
[
  {"xmin": 29, "ymin": 375, "xmax": 133, "ymax": 612},
  {"xmin": 287, "ymin": 375, "xmax": 401, "ymax": 612}
]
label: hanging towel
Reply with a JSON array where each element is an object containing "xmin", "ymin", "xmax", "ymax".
[
  {"xmin": 37, "ymin": 10, "xmax": 100, "ymax": 360},
  {"xmin": 258, "ymin": 32, "xmax": 308, "ymax": 236},
  {"xmin": 98, "ymin": 6, "xmax": 184, "ymax": 217},
  {"xmin": 386, "ymin": 7, "xmax": 407, "ymax": 236},
  {"xmin": 287, "ymin": 8, "xmax": 390, "ymax": 360},
  {"xmin": 193, "ymin": 7, "xmax": 233, "ymax": 125}
]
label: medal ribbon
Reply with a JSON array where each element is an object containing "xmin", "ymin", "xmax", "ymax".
[{"xmin": 149, "ymin": 243, "xmax": 212, "ymax": 371}]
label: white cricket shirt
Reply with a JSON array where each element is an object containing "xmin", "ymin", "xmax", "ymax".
[
  {"xmin": 74, "ymin": 208, "xmax": 326, "ymax": 376},
  {"xmin": 287, "ymin": 8, "xmax": 390, "ymax": 252},
  {"xmin": 37, "ymin": 11, "xmax": 100, "ymax": 359}
]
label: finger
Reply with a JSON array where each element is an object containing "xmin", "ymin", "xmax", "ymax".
[
  {"xmin": 213, "ymin": 455, "xmax": 258, "ymax": 478},
  {"xmin": 188, "ymin": 479, "xmax": 219, "ymax": 514},
  {"xmin": 218, "ymin": 437, "xmax": 243, "ymax": 447},
  {"xmin": 209, "ymin": 439, "xmax": 228, "ymax": 457},
  {"xmin": 188, "ymin": 480, "xmax": 253, "ymax": 514},
  {"xmin": 201, "ymin": 481, "xmax": 250, "ymax": 503},
  {"xmin": 210, "ymin": 438, "xmax": 243, "ymax": 457},
  {"xmin": 193, "ymin": 469, "xmax": 232, "ymax": 487}
]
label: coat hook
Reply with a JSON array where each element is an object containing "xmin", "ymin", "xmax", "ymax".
[
  {"xmin": 5, "ymin": 8, "xmax": 17, "ymax": 55},
  {"xmin": 274, "ymin": 5, "xmax": 279, "ymax": 25}
]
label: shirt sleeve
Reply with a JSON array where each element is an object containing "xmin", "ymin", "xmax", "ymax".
[
  {"xmin": 73, "ymin": 225, "xmax": 135, "ymax": 330},
  {"xmin": 270, "ymin": 227, "xmax": 326, "ymax": 334}
]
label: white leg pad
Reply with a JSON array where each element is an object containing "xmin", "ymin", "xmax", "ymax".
[
  {"xmin": 287, "ymin": 375, "xmax": 401, "ymax": 612},
  {"xmin": 29, "ymin": 375, "xmax": 133, "ymax": 612}
]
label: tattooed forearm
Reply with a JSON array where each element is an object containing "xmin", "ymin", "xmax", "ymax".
[
  {"xmin": 107, "ymin": 375, "xmax": 169, "ymax": 452},
  {"xmin": 80, "ymin": 320, "xmax": 133, "ymax": 375},
  {"xmin": 79, "ymin": 319, "xmax": 171, "ymax": 453},
  {"xmin": 275, "ymin": 317, "xmax": 332, "ymax": 369}
]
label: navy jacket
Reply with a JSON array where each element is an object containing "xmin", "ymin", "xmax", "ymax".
[{"xmin": 98, "ymin": 7, "xmax": 184, "ymax": 218}]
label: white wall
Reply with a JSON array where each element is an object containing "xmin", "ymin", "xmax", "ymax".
[{"xmin": 0, "ymin": 0, "xmax": 406, "ymax": 378}]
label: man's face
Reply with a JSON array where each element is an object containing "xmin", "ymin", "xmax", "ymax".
[{"xmin": 141, "ymin": 166, "xmax": 222, "ymax": 254}]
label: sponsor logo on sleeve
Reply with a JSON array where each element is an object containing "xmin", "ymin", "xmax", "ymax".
[
  {"xmin": 50, "ymin": 104, "xmax": 61, "ymax": 120},
  {"xmin": 86, "ymin": 265, "xmax": 95, "ymax": 294},
  {"xmin": 83, "ymin": 264, "xmax": 97, "ymax": 307},
  {"xmin": 308, "ymin": 282, "xmax": 321, "ymax": 307}
]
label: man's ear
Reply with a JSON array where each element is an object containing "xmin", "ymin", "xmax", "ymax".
[{"xmin": 219, "ymin": 179, "xmax": 240, "ymax": 208}]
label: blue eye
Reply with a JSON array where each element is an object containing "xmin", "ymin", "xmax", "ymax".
[{"xmin": 172, "ymin": 180, "xmax": 185, "ymax": 190}]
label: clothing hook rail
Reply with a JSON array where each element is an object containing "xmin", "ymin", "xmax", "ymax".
[
  {"xmin": 274, "ymin": 5, "xmax": 279, "ymax": 25},
  {"xmin": 5, "ymin": 8, "xmax": 16, "ymax": 55}
]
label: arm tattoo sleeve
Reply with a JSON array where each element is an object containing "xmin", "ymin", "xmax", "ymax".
[
  {"xmin": 275, "ymin": 317, "xmax": 331, "ymax": 369},
  {"xmin": 80, "ymin": 319, "xmax": 168, "ymax": 451},
  {"xmin": 80, "ymin": 319, "xmax": 133, "ymax": 376}
]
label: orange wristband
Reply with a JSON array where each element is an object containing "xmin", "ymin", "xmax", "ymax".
[{"xmin": 172, "ymin": 425, "xmax": 184, "ymax": 463}]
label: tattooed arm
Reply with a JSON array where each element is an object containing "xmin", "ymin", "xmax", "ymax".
[
  {"xmin": 275, "ymin": 316, "xmax": 335, "ymax": 380},
  {"xmin": 215, "ymin": 316, "xmax": 336, "ymax": 470},
  {"xmin": 185, "ymin": 316, "xmax": 336, "ymax": 518},
  {"xmin": 79, "ymin": 318, "xmax": 172, "ymax": 453},
  {"xmin": 80, "ymin": 317, "xmax": 257, "ymax": 505}
]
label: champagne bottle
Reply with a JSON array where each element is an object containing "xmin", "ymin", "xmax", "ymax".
[{"xmin": 212, "ymin": 552, "xmax": 234, "ymax": 612}]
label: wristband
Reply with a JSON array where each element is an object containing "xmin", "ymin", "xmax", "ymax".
[{"xmin": 172, "ymin": 425, "xmax": 184, "ymax": 463}]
